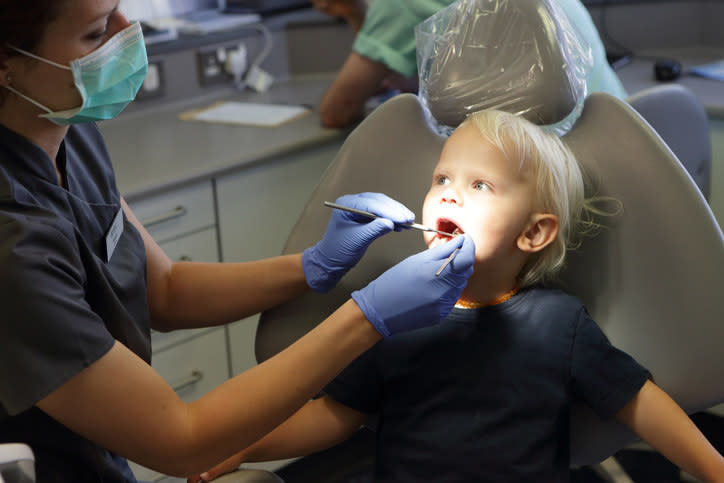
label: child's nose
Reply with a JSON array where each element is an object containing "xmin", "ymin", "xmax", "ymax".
[{"xmin": 441, "ymin": 187, "xmax": 459, "ymax": 204}]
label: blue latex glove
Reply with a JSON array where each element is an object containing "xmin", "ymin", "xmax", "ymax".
[
  {"xmin": 352, "ymin": 234, "xmax": 475, "ymax": 338},
  {"xmin": 303, "ymin": 193, "xmax": 415, "ymax": 293}
]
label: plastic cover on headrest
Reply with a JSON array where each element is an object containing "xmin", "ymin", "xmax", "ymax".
[{"xmin": 415, "ymin": 0, "xmax": 593, "ymax": 135}]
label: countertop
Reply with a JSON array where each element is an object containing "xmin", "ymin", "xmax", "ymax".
[
  {"xmin": 100, "ymin": 73, "xmax": 346, "ymax": 202},
  {"xmin": 616, "ymin": 47, "xmax": 724, "ymax": 118}
]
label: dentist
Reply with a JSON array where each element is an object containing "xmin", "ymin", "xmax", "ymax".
[{"xmin": 0, "ymin": 1, "xmax": 475, "ymax": 481}]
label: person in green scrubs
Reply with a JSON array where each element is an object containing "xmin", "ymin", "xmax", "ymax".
[{"xmin": 313, "ymin": 0, "xmax": 626, "ymax": 128}]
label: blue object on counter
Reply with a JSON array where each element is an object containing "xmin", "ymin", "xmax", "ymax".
[{"xmin": 690, "ymin": 60, "xmax": 724, "ymax": 81}]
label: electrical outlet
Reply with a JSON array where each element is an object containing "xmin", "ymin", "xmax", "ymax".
[
  {"xmin": 196, "ymin": 44, "xmax": 246, "ymax": 87},
  {"xmin": 136, "ymin": 59, "xmax": 164, "ymax": 100},
  {"xmin": 197, "ymin": 48, "xmax": 226, "ymax": 86}
]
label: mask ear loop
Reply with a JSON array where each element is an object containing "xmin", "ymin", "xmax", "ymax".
[
  {"xmin": 2, "ymin": 73, "xmax": 54, "ymax": 114},
  {"xmin": 7, "ymin": 45, "xmax": 72, "ymax": 71},
  {"xmin": 2, "ymin": 46, "xmax": 71, "ymax": 115}
]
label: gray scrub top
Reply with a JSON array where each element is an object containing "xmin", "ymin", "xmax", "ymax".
[{"xmin": 0, "ymin": 122, "xmax": 150, "ymax": 482}]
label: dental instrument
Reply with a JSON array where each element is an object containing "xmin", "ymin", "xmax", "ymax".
[
  {"xmin": 324, "ymin": 201, "xmax": 455, "ymax": 237},
  {"xmin": 435, "ymin": 247, "xmax": 460, "ymax": 277}
]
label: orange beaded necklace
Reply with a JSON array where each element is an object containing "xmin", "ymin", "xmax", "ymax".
[{"xmin": 455, "ymin": 286, "xmax": 519, "ymax": 309}]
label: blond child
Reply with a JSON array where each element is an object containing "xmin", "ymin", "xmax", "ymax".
[{"xmin": 191, "ymin": 110, "xmax": 724, "ymax": 482}]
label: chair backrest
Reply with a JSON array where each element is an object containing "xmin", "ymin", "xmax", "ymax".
[
  {"xmin": 256, "ymin": 95, "xmax": 443, "ymax": 359},
  {"xmin": 627, "ymin": 84, "xmax": 712, "ymax": 200},
  {"xmin": 559, "ymin": 92, "xmax": 723, "ymax": 465},
  {"xmin": 417, "ymin": 0, "xmax": 579, "ymax": 128},
  {"xmin": 257, "ymin": 0, "xmax": 586, "ymax": 359},
  {"xmin": 257, "ymin": 91, "xmax": 724, "ymax": 465},
  {"xmin": 257, "ymin": 0, "xmax": 724, "ymax": 467}
]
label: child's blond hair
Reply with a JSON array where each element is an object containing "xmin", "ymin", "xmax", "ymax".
[{"xmin": 461, "ymin": 109, "xmax": 591, "ymax": 287}]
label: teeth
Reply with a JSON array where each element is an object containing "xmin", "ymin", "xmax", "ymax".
[{"xmin": 453, "ymin": 228, "xmax": 462, "ymax": 235}]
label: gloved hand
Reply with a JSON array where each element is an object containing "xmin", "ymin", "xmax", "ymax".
[
  {"xmin": 352, "ymin": 234, "xmax": 475, "ymax": 337},
  {"xmin": 303, "ymin": 192, "xmax": 415, "ymax": 293}
]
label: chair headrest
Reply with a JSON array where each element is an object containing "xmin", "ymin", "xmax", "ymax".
[{"xmin": 415, "ymin": 0, "xmax": 592, "ymax": 132}]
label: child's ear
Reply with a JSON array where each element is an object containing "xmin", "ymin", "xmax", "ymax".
[{"xmin": 517, "ymin": 213, "xmax": 559, "ymax": 253}]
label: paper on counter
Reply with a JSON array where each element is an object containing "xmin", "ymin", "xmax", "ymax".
[{"xmin": 180, "ymin": 101, "xmax": 310, "ymax": 127}]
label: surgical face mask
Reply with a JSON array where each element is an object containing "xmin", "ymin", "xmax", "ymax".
[{"xmin": 5, "ymin": 22, "xmax": 148, "ymax": 125}]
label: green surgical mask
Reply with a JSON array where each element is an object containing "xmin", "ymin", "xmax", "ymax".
[{"xmin": 5, "ymin": 22, "xmax": 148, "ymax": 125}]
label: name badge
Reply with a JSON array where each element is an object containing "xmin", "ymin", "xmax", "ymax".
[{"xmin": 105, "ymin": 207, "xmax": 124, "ymax": 262}]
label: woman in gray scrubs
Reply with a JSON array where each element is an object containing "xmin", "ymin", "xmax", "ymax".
[{"xmin": 0, "ymin": 1, "xmax": 475, "ymax": 481}]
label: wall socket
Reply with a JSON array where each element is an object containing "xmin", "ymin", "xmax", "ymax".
[
  {"xmin": 196, "ymin": 43, "xmax": 247, "ymax": 87},
  {"xmin": 136, "ymin": 60, "xmax": 164, "ymax": 100}
]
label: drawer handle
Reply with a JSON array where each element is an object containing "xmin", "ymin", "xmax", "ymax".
[
  {"xmin": 141, "ymin": 206, "xmax": 188, "ymax": 228},
  {"xmin": 172, "ymin": 370, "xmax": 203, "ymax": 393}
]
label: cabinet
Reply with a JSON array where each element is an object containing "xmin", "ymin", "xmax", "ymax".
[
  {"xmin": 216, "ymin": 141, "xmax": 341, "ymax": 376},
  {"xmin": 123, "ymin": 141, "xmax": 339, "ymax": 479},
  {"xmin": 130, "ymin": 181, "xmax": 220, "ymax": 351},
  {"xmin": 125, "ymin": 181, "xmax": 225, "ymax": 482},
  {"xmin": 215, "ymin": 142, "xmax": 339, "ymax": 473}
]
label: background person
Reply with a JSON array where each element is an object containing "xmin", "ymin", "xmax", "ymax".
[{"xmin": 314, "ymin": 0, "xmax": 627, "ymax": 128}]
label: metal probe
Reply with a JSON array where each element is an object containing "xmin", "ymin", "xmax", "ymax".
[{"xmin": 324, "ymin": 201, "xmax": 455, "ymax": 237}]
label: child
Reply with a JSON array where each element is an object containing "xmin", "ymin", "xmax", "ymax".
[{"xmin": 190, "ymin": 110, "xmax": 724, "ymax": 482}]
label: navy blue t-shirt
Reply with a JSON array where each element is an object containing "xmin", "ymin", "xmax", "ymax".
[
  {"xmin": 324, "ymin": 286, "xmax": 650, "ymax": 482},
  {"xmin": 0, "ymin": 123, "xmax": 149, "ymax": 482}
]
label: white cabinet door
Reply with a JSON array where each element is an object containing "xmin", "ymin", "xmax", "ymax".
[
  {"xmin": 190, "ymin": 142, "xmax": 339, "ymax": 476},
  {"xmin": 216, "ymin": 142, "xmax": 340, "ymax": 264},
  {"xmin": 215, "ymin": 142, "xmax": 340, "ymax": 376}
]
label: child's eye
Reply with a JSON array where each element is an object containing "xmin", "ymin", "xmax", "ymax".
[
  {"xmin": 473, "ymin": 180, "xmax": 492, "ymax": 192},
  {"xmin": 435, "ymin": 175, "xmax": 450, "ymax": 186}
]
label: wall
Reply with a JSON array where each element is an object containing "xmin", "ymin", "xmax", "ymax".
[
  {"xmin": 120, "ymin": 0, "xmax": 217, "ymax": 20},
  {"xmin": 123, "ymin": 9, "xmax": 353, "ymax": 117},
  {"xmin": 586, "ymin": 0, "xmax": 724, "ymax": 52}
]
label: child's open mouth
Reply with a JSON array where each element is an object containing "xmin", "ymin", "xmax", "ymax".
[{"xmin": 436, "ymin": 218, "xmax": 464, "ymax": 240}]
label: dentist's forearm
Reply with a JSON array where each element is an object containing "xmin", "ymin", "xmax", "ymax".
[{"xmin": 153, "ymin": 254, "xmax": 308, "ymax": 331}]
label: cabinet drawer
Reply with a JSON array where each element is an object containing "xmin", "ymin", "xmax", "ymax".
[
  {"xmin": 153, "ymin": 327, "xmax": 229, "ymax": 401},
  {"xmin": 151, "ymin": 228, "xmax": 220, "ymax": 352},
  {"xmin": 128, "ymin": 181, "xmax": 215, "ymax": 244},
  {"xmin": 159, "ymin": 227, "xmax": 219, "ymax": 264},
  {"xmin": 129, "ymin": 328, "xmax": 229, "ymax": 482}
]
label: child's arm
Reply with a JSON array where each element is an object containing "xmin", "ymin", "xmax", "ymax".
[
  {"xmin": 615, "ymin": 379, "xmax": 724, "ymax": 482},
  {"xmin": 188, "ymin": 395, "xmax": 367, "ymax": 482}
]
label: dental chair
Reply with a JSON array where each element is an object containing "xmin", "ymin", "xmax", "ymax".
[
  {"xmin": 627, "ymin": 83, "xmax": 712, "ymax": 200},
  {"xmin": 246, "ymin": 0, "xmax": 724, "ymax": 479}
]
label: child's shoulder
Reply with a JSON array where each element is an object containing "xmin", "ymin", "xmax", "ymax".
[{"xmin": 517, "ymin": 285, "xmax": 587, "ymax": 317}]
